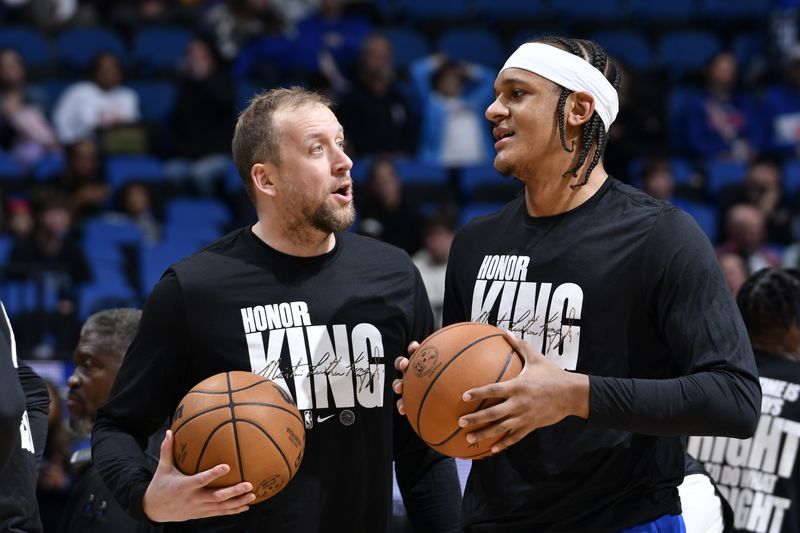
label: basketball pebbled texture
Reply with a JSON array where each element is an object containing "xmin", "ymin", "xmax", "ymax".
[
  {"xmin": 402, "ymin": 322, "xmax": 523, "ymax": 459},
  {"xmin": 171, "ymin": 371, "xmax": 305, "ymax": 503}
]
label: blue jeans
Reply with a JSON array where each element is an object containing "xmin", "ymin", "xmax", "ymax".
[{"xmin": 618, "ymin": 514, "xmax": 686, "ymax": 533}]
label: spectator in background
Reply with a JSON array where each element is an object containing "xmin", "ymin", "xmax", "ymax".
[
  {"xmin": 718, "ymin": 251, "xmax": 749, "ymax": 296},
  {"xmin": 763, "ymin": 44, "xmax": 800, "ymax": 157},
  {"xmin": 356, "ymin": 155, "xmax": 421, "ymax": 255},
  {"xmin": 603, "ymin": 61, "xmax": 667, "ymax": 178},
  {"xmin": 202, "ymin": 0, "xmax": 287, "ymax": 62},
  {"xmin": 716, "ymin": 203, "xmax": 782, "ymax": 273},
  {"xmin": 684, "ymin": 51, "xmax": 762, "ymax": 161},
  {"xmin": 294, "ymin": 0, "xmax": 372, "ymax": 88},
  {"xmin": 59, "ymin": 308, "xmax": 163, "ymax": 532},
  {"xmin": 0, "ymin": 47, "xmax": 59, "ymax": 170},
  {"xmin": 106, "ymin": 182, "xmax": 160, "ymax": 244},
  {"xmin": 4, "ymin": 197, "xmax": 34, "ymax": 240},
  {"xmin": 52, "ymin": 52, "xmax": 140, "ymax": 145},
  {"xmin": 410, "ymin": 54, "xmax": 495, "ymax": 167},
  {"xmin": 337, "ymin": 34, "xmax": 419, "ymax": 157},
  {"xmin": 165, "ymin": 37, "xmax": 235, "ymax": 197},
  {"xmin": 6, "ymin": 188, "xmax": 92, "ymax": 356},
  {"xmin": 49, "ymin": 139, "xmax": 111, "ymax": 229},
  {"xmin": 720, "ymin": 157, "xmax": 793, "ymax": 244},
  {"xmin": 640, "ymin": 157, "xmax": 676, "ymax": 201},
  {"xmin": 412, "ymin": 210, "xmax": 456, "ymax": 328}
]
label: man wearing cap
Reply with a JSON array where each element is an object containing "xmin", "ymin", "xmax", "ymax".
[{"xmin": 395, "ymin": 36, "xmax": 761, "ymax": 532}]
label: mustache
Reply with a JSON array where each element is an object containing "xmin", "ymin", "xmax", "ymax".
[{"xmin": 67, "ymin": 390, "xmax": 84, "ymax": 406}]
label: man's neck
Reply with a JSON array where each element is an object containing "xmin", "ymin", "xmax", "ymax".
[
  {"xmin": 252, "ymin": 219, "xmax": 336, "ymax": 257},
  {"xmin": 521, "ymin": 162, "xmax": 609, "ymax": 217}
]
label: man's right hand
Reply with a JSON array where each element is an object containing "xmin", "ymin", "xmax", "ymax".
[{"xmin": 143, "ymin": 430, "xmax": 256, "ymax": 522}]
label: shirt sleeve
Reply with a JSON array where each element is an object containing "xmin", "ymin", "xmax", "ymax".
[
  {"xmin": 588, "ymin": 207, "xmax": 761, "ymax": 438},
  {"xmin": 92, "ymin": 270, "xmax": 190, "ymax": 523},
  {"xmin": 17, "ymin": 363, "xmax": 49, "ymax": 468},
  {"xmin": 394, "ymin": 265, "xmax": 462, "ymax": 532},
  {"xmin": 442, "ymin": 231, "xmax": 469, "ymax": 327},
  {"xmin": 0, "ymin": 303, "xmax": 25, "ymax": 471}
]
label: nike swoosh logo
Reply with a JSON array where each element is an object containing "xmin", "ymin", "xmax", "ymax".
[{"xmin": 316, "ymin": 414, "xmax": 336, "ymax": 423}]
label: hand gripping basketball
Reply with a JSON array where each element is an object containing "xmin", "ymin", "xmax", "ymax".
[{"xmin": 142, "ymin": 429, "xmax": 255, "ymax": 522}]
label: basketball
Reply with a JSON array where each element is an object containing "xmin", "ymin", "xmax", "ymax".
[
  {"xmin": 170, "ymin": 371, "xmax": 305, "ymax": 503},
  {"xmin": 402, "ymin": 322, "xmax": 523, "ymax": 459}
]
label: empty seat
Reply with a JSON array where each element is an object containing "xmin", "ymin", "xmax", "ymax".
[
  {"xmin": 106, "ymin": 155, "xmax": 165, "ymax": 191},
  {"xmin": 629, "ymin": 0, "xmax": 697, "ymax": 21},
  {"xmin": 672, "ymin": 200, "xmax": 719, "ymax": 243},
  {"xmin": 459, "ymin": 164, "xmax": 523, "ymax": 202},
  {"xmin": 658, "ymin": 31, "xmax": 722, "ymax": 80},
  {"xmin": 130, "ymin": 81, "xmax": 177, "ymax": 123},
  {"xmin": 590, "ymin": 30, "xmax": 654, "ymax": 71},
  {"xmin": 459, "ymin": 202, "xmax": 506, "ymax": 228},
  {"xmin": 0, "ymin": 26, "xmax": 51, "ymax": 71},
  {"xmin": 56, "ymin": 27, "xmax": 126, "ymax": 71},
  {"xmin": 381, "ymin": 27, "xmax": 429, "ymax": 71},
  {"xmin": 132, "ymin": 26, "xmax": 192, "ymax": 76},
  {"xmin": 705, "ymin": 159, "xmax": 748, "ymax": 198},
  {"xmin": 437, "ymin": 28, "xmax": 505, "ymax": 68}
]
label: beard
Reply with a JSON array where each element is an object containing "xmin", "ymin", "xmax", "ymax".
[
  {"xmin": 309, "ymin": 198, "xmax": 356, "ymax": 234},
  {"xmin": 69, "ymin": 413, "xmax": 93, "ymax": 438}
]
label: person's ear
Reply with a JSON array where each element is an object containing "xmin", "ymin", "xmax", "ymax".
[
  {"xmin": 566, "ymin": 91, "xmax": 596, "ymax": 128},
  {"xmin": 251, "ymin": 163, "xmax": 277, "ymax": 198}
]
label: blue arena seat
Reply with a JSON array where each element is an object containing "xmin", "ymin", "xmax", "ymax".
[
  {"xmin": 106, "ymin": 155, "xmax": 165, "ymax": 191},
  {"xmin": 132, "ymin": 26, "xmax": 192, "ymax": 76},
  {"xmin": 56, "ymin": 27, "xmax": 126, "ymax": 72},
  {"xmin": 700, "ymin": 0, "xmax": 769, "ymax": 19},
  {"xmin": 0, "ymin": 26, "xmax": 51, "ymax": 71},
  {"xmin": 459, "ymin": 202, "xmax": 506, "ymax": 228},
  {"xmin": 590, "ymin": 30, "xmax": 654, "ymax": 71},
  {"xmin": 395, "ymin": 0, "xmax": 474, "ymax": 22},
  {"xmin": 474, "ymin": 0, "xmax": 548, "ymax": 22},
  {"xmin": 0, "ymin": 152, "xmax": 25, "ymax": 179},
  {"xmin": 381, "ymin": 27, "xmax": 429, "ymax": 71},
  {"xmin": 672, "ymin": 200, "xmax": 719, "ymax": 244},
  {"xmin": 782, "ymin": 159, "xmax": 800, "ymax": 199},
  {"xmin": 705, "ymin": 159, "xmax": 748, "ymax": 198},
  {"xmin": 551, "ymin": 0, "xmax": 627, "ymax": 21},
  {"xmin": 629, "ymin": 0, "xmax": 697, "ymax": 21},
  {"xmin": 658, "ymin": 31, "xmax": 722, "ymax": 80},
  {"xmin": 437, "ymin": 29, "xmax": 505, "ymax": 69},
  {"xmin": 130, "ymin": 81, "xmax": 177, "ymax": 123},
  {"xmin": 459, "ymin": 164, "xmax": 523, "ymax": 202}
]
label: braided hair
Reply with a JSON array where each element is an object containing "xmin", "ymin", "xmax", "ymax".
[
  {"xmin": 737, "ymin": 267, "xmax": 800, "ymax": 340},
  {"xmin": 532, "ymin": 37, "xmax": 622, "ymax": 187}
]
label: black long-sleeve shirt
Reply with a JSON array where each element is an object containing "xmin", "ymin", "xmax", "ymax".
[
  {"xmin": 0, "ymin": 303, "xmax": 25, "ymax": 472},
  {"xmin": 443, "ymin": 177, "xmax": 761, "ymax": 532},
  {"xmin": 93, "ymin": 229, "xmax": 461, "ymax": 532}
]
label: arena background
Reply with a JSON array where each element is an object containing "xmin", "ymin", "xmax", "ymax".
[{"xmin": 0, "ymin": 0, "xmax": 790, "ymax": 530}]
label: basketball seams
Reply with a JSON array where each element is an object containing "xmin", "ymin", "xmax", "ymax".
[
  {"xmin": 227, "ymin": 372, "xmax": 246, "ymax": 483},
  {"xmin": 195, "ymin": 420, "xmax": 234, "ymax": 474},
  {"xmin": 413, "ymin": 333, "xmax": 504, "ymax": 436},
  {"xmin": 421, "ymin": 347, "xmax": 518, "ymax": 449},
  {"xmin": 231, "ymin": 402, "xmax": 303, "ymax": 422},
  {"xmin": 235, "ymin": 419, "xmax": 293, "ymax": 478}
]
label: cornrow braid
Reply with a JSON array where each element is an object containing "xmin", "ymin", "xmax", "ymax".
[
  {"xmin": 533, "ymin": 36, "xmax": 622, "ymax": 188},
  {"xmin": 737, "ymin": 267, "xmax": 800, "ymax": 340}
]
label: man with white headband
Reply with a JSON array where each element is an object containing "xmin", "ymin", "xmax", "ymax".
[{"xmin": 395, "ymin": 37, "xmax": 760, "ymax": 532}]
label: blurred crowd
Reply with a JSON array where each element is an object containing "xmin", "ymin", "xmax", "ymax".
[{"xmin": 2, "ymin": 2, "xmax": 800, "ymax": 522}]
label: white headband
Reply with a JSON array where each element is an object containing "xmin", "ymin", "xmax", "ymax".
[{"xmin": 501, "ymin": 43, "xmax": 619, "ymax": 132}]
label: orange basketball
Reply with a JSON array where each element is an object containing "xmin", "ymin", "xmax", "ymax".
[
  {"xmin": 402, "ymin": 322, "xmax": 523, "ymax": 459},
  {"xmin": 170, "ymin": 371, "xmax": 305, "ymax": 503}
]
